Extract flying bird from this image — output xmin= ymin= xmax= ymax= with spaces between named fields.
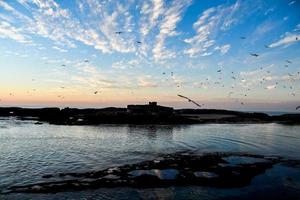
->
xmin=136 ymin=41 xmax=142 ymax=44
xmin=84 ymin=59 xmax=89 ymax=63
xmin=296 ymin=106 xmax=300 ymax=110
xmin=240 ymin=36 xmax=246 ymax=39
xmin=177 ymin=94 xmax=201 ymax=108
xmin=250 ymin=53 xmax=259 ymax=57
xmin=286 ymin=60 xmax=292 ymax=63
xmin=94 ymin=91 xmax=99 ymax=95
xmin=115 ymin=31 xmax=123 ymax=34
xmin=61 ymin=64 xmax=66 ymax=67
xmin=217 ymin=69 xmax=222 ymax=72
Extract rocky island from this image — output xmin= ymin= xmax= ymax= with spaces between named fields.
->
xmin=0 ymin=102 xmax=299 ymax=125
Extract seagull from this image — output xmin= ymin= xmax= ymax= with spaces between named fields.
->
xmin=250 ymin=53 xmax=259 ymax=57
xmin=296 ymin=106 xmax=300 ymax=110
xmin=162 ymin=72 xmax=166 ymax=75
xmin=61 ymin=64 xmax=66 ymax=67
xmin=115 ymin=31 xmax=123 ymax=34
xmin=240 ymin=36 xmax=246 ymax=39
xmin=136 ymin=41 xmax=142 ymax=44
xmin=177 ymin=94 xmax=201 ymax=108
xmin=217 ymin=69 xmax=222 ymax=73
xmin=264 ymin=45 xmax=270 ymax=48
xmin=84 ymin=59 xmax=89 ymax=63
xmin=286 ymin=60 xmax=292 ymax=63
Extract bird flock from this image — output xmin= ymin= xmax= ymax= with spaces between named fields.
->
xmin=2 ymin=31 xmax=299 ymax=111
xmin=176 ymin=35 xmax=299 ymax=110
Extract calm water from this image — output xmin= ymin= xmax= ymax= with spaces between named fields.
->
xmin=0 ymin=117 xmax=300 ymax=199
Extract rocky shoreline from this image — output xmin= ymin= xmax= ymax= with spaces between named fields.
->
xmin=0 ymin=107 xmax=299 ymax=125
xmin=1 ymin=151 xmax=299 ymax=194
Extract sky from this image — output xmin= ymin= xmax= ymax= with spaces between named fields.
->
xmin=0 ymin=0 xmax=299 ymax=111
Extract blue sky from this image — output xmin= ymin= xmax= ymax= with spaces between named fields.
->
xmin=0 ymin=0 xmax=299 ymax=111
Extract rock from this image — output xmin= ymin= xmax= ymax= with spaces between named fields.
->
xmin=223 ymin=156 xmax=269 ymax=166
xmin=129 ymin=169 xmax=179 ymax=180
xmin=193 ymin=171 xmax=218 ymax=179
xmin=3 ymin=152 xmax=291 ymax=194
xmin=102 ymin=174 xmax=120 ymax=179
xmin=107 ymin=167 xmax=119 ymax=173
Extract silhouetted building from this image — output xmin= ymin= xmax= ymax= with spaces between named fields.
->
xmin=127 ymin=102 xmax=173 ymax=115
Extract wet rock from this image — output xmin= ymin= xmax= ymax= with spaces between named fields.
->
xmin=129 ymin=169 xmax=179 ymax=180
xmin=223 ymin=156 xmax=269 ymax=167
xmin=194 ymin=171 xmax=218 ymax=179
xmin=1 ymin=152 xmax=293 ymax=194
xmin=107 ymin=167 xmax=120 ymax=173
xmin=102 ymin=174 xmax=120 ymax=179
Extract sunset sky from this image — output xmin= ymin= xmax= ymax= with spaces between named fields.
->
xmin=0 ymin=0 xmax=299 ymax=111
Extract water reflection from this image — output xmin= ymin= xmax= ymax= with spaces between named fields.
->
xmin=0 ymin=119 xmax=300 ymax=196
xmin=127 ymin=125 xmax=175 ymax=139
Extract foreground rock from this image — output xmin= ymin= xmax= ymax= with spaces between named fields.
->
xmin=2 ymin=152 xmax=298 ymax=194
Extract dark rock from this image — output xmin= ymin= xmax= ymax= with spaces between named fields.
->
xmin=2 ymin=151 xmax=294 ymax=194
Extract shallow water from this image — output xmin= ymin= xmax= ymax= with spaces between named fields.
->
xmin=0 ymin=117 xmax=300 ymax=199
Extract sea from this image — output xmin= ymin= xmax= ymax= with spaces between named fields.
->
xmin=0 ymin=117 xmax=299 ymax=199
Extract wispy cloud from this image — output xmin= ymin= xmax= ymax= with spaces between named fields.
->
xmin=138 ymin=75 xmax=158 ymax=88
xmin=52 ymin=46 xmax=68 ymax=53
xmin=288 ymin=1 xmax=296 ymax=6
xmin=140 ymin=0 xmax=164 ymax=37
xmin=183 ymin=2 xmax=240 ymax=57
xmin=112 ymin=59 xmax=140 ymax=70
xmin=215 ymin=44 xmax=231 ymax=55
xmin=269 ymin=33 xmax=300 ymax=48
xmin=152 ymin=0 xmax=192 ymax=62
xmin=183 ymin=0 xmax=260 ymax=57
xmin=0 ymin=21 xmax=31 ymax=43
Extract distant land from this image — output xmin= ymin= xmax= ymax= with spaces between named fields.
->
xmin=0 ymin=102 xmax=299 ymax=125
